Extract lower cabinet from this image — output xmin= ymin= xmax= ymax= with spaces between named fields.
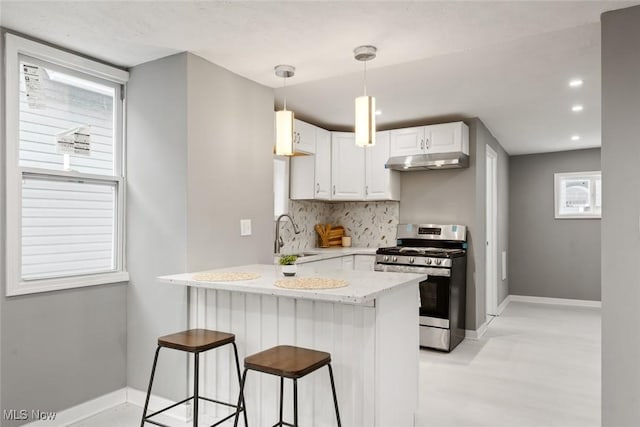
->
xmin=301 ymin=254 xmax=375 ymax=272
xmin=354 ymin=255 xmax=376 ymax=271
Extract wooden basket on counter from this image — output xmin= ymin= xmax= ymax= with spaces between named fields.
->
xmin=315 ymin=224 xmax=345 ymax=248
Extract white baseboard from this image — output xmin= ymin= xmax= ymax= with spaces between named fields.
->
xmin=497 ymin=295 xmax=512 ymax=315
xmin=509 ymin=295 xmax=601 ymax=308
xmin=465 ymin=320 xmax=488 ymax=340
xmin=126 ymin=387 xmax=190 ymax=423
xmin=21 ymin=387 xmax=190 ymax=426
xmin=23 ymin=388 xmax=127 ymax=426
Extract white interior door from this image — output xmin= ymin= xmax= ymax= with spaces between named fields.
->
xmin=486 ymin=145 xmax=499 ymax=318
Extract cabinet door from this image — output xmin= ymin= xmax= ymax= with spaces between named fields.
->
xmin=425 ymin=122 xmax=469 ymax=154
xmin=294 ymin=119 xmax=316 ymax=154
xmin=341 ymin=255 xmax=354 ymax=270
xmin=289 ymin=155 xmax=315 ymax=200
xmin=389 ymin=126 xmax=425 ymax=157
xmin=365 ymin=131 xmax=400 ymax=200
xmin=331 ymin=132 xmax=365 ymax=200
xmin=315 ymin=128 xmax=332 ymax=200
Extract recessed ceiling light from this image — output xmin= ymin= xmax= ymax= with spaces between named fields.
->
xmin=572 ymin=105 xmax=584 ymax=112
xmin=569 ymin=79 xmax=583 ymax=87
xmin=571 ymin=135 xmax=581 ymax=141
xmin=375 ymin=110 xmax=382 ymax=116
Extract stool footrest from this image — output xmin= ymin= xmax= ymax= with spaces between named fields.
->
xmin=142 ymin=395 xmax=245 ymax=427
xmin=144 ymin=396 xmax=192 ymax=419
xmin=271 ymin=422 xmax=295 ymax=427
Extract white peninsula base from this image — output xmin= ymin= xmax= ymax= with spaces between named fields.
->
xmin=163 ymin=265 xmax=421 ymax=427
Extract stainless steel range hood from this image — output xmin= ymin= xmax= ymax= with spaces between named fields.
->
xmin=385 ymin=152 xmax=469 ymax=171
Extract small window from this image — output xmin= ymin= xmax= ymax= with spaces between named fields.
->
xmin=554 ymin=171 xmax=601 ymax=219
xmin=5 ymin=34 xmax=129 ymax=295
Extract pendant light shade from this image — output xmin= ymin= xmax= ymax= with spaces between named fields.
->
xmin=275 ymin=109 xmax=295 ymax=156
xmin=274 ymin=65 xmax=296 ymax=156
xmin=354 ymin=45 xmax=377 ymax=147
xmin=355 ymin=95 xmax=375 ymax=147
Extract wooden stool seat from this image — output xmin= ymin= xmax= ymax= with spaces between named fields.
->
xmin=142 ymin=329 xmax=247 ymax=427
xmin=234 ymin=345 xmax=341 ymax=427
xmin=158 ymin=328 xmax=235 ymax=353
xmin=245 ymin=345 xmax=331 ymax=379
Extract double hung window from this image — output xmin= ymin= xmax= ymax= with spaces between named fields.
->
xmin=5 ymin=34 xmax=129 ymax=295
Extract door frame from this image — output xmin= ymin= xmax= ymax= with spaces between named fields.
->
xmin=485 ymin=145 xmax=499 ymax=318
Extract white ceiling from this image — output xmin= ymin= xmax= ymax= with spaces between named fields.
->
xmin=2 ymin=0 xmax=638 ymax=154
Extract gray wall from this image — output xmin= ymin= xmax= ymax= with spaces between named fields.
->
xmin=509 ymin=149 xmax=601 ymax=301
xmin=400 ymin=118 xmax=509 ymax=330
xmin=185 ymin=53 xmax=274 ymax=271
xmin=126 ymin=52 xmax=274 ymax=400
xmin=126 ymin=53 xmax=189 ymax=399
xmin=601 ymin=6 xmax=640 ymax=426
xmin=0 ymin=29 xmax=128 ymax=426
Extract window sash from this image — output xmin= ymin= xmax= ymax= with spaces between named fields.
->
xmin=5 ymin=33 xmax=129 ymax=296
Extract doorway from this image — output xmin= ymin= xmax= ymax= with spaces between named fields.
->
xmin=485 ymin=145 xmax=498 ymax=319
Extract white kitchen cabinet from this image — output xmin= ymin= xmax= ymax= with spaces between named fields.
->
xmin=290 ymin=123 xmax=331 ymax=200
xmin=424 ymin=121 xmax=469 ymax=155
xmin=341 ymin=255 xmax=354 ymax=270
xmin=365 ymin=131 xmax=400 ymax=200
xmin=294 ymin=119 xmax=316 ymax=154
xmin=331 ymin=132 xmax=365 ymax=200
xmin=389 ymin=126 xmax=425 ymax=157
xmin=389 ymin=122 xmax=469 ymax=157
xmin=315 ymin=127 xmax=331 ymax=199
xmin=354 ymin=255 xmax=376 ymax=271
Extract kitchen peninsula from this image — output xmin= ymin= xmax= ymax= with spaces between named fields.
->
xmin=159 ymin=263 xmax=424 ymax=427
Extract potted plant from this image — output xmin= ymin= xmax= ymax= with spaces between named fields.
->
xmin=279 ymin=255 xmax=298 ymax=277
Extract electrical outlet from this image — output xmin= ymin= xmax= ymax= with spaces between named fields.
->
xmin=240 ymin=219 xmax=252 ymax=236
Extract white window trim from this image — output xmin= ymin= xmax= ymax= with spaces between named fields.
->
xmin=4 ymin=33 xmax=130 ymax=296
xmin=554 ymin=170 xmax=602 ymax=219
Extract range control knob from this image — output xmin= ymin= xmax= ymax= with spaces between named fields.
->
xmin=409 ymin=257 xmax=415 ymax=264
xmin=392 ymin=256 xmax=398 ymax=262
xmin=426 ymin=259 xmax=432 ymax=265
xmin=384 ymin=256 xmax=389 ymax=262
xmin=435 ymin=259 xmax=442 ymax=266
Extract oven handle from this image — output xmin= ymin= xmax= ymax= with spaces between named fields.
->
xmin=374 ymin=264 xmax=451 ymax=277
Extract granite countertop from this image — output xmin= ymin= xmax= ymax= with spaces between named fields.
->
xmin=278 ymin=247 xmax=378 ymax=264
xmin=158 ymin=263 xmax=425 ymax=306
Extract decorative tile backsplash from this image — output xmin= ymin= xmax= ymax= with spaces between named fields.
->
xmin=278 ymin=200 xmax=399 ymax=254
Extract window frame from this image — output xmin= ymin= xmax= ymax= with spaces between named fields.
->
xmin=554 ymin=170 xmax=602 ymax=219
xmin=5 ymin=33 xmax=130 ymax=296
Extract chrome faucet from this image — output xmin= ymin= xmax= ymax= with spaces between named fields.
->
xmin=274 ymin=214 xmax=301 ymax=254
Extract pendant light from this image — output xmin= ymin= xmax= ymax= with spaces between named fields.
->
xmin=354 ymin=45 xmax=377 ymax=147
xmin=275 ymin=64 xmax=295 ymax=156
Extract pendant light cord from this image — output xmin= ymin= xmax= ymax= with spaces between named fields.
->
xmin=283 ymin=75 xmax=287 ymax=111
xmin=363 ymin=60 xmax=367 ymax=96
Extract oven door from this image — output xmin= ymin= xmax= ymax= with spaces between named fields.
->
xmin=419 ymin=275 xmax=451 ymax=329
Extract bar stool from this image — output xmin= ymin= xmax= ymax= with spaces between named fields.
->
xmin=233 ymin=345 xmax=341 ymax=427
xmin=141 ymin=329 xmax=248 ymax=427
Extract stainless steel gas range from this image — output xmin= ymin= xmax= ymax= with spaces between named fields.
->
xmin=374 ymin=224 xmax=467 ymax=352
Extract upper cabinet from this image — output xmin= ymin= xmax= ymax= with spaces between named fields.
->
xmin=425 ymin=122 xmax=469 ymax=154
xmin=290 ymin=122 xmax=330 ymax=200
xmin=294 ymin=119 xmax=316 ymax=154
xmin=389 ymin=126 xmax=425 ymax=157
xmin=331 ymin=132 xmax=365 ymax=200
xmin=366 ymin=131 xmax=400 ymax=200
xmin=389 ymin=121 xmax=469 ymax=157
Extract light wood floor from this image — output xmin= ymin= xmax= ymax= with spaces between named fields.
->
xmin=71 ymin=301 xmax=601 ymax=427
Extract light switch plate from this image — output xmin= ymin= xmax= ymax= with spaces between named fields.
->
xmin=240 ymin=219 xmax=252 ymax=236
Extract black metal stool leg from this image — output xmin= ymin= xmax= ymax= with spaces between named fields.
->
xmin=193 ymin=352 xmax=199 ymax=427
xmin=327 ymin=364 xmax=342 ymax=427
xmin=232 ymin=343 xmax=248 ymax=427
xmin=279 ymin=377 xmax=284 ymax=426
xmin=234 ymin=369 xmax=248 ymax=427
xmin=141 ymin=346 xmax=162 ymax=427
xmin=293 ymin=379 xmax=298 ymax=427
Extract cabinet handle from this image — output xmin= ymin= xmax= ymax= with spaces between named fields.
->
xmin=365 ymin=185 xmax=369 ymax=196
xmin=333 ymin=185 xmax=336 ymax=195
xmin=295 ymin=132 xmax=300 ymax=144
xmin=420 ymin=139 xmax=424 ymax=150
xmin=426 ymin=137 xmax=430 ymax=149
xmin=316 ymin=183 xmax=320 ymax=193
